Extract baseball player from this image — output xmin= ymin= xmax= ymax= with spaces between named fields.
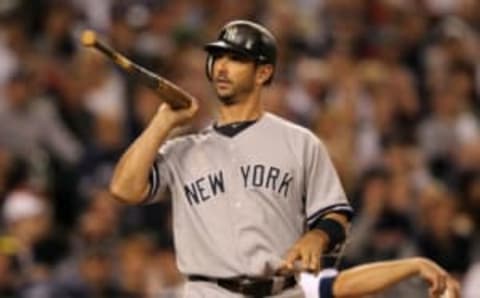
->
xmin=110 ymin=20 xmax=353 ymax=297
xmin=300 ymin=257 xmax=460 ymax=298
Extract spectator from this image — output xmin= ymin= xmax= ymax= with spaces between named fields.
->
xmin=417 ymin=191 xmax=471 ymax=276
xmin=0 ymin=190 xmax=67 ymax=289
xmin=0 ymin=1 xmax=477 ymax=295
xmin=0 ymin=253 xmax=16 ymax=297
xmin=59 ymin=246 xmax=122 ymax=298
xmin=0 ymin=70 xmax=83 ymax=195
xmin=116 ymin=234 xmax=156 ymax=297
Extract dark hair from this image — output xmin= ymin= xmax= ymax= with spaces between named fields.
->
xmin=4 ymin=157 xmax=29 ymax=192
xmin=374 ymin=210 xmax=413 ymax=235
xmin=448 ymin=61 xmax=475 ymax=78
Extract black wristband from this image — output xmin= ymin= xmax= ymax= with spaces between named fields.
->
xmin=320 ymin=275 xmax=337 ymax=298
xmin=311 ymin=218 xmax=346 ymax=252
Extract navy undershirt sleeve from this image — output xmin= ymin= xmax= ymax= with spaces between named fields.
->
xmin=319 ymin=275 xmax=337 ymax=298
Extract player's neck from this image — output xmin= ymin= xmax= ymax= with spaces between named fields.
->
xmin=217 ymin=91 xmax=264 ymax=125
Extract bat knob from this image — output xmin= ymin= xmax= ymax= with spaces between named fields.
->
xmin=81 ymin=30 xmax=97 ymax=47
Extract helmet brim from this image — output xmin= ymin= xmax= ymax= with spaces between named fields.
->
xmin=204 ymin=41 xmax=255 ymax=59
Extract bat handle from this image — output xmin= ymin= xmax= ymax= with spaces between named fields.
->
xmin=129 ymin=64 xmax=192 ymax=110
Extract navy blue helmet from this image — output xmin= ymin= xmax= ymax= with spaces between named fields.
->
xmin=204 ymin=20 xmax=277 ymax=84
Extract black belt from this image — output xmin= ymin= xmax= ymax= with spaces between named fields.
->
xmin=188 ymin=274 xmax=296 ymax=297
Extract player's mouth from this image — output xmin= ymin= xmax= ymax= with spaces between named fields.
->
xmin=215 ymin=78 xmax=233 ymax=89
xmin=216 ymin=79 xmax=231 ymax=84
xmin=215 ymin=75 xmax=232 ymax=83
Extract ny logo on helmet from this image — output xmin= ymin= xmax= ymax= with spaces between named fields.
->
xmin=224 ymin=26 xmax=239 ymax=43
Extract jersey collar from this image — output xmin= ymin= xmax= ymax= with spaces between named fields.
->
xmin=213 ymin=120 xmax=257 ymax=137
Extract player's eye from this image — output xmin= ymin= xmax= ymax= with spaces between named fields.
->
xmin=211 ymin=52 xmax=226 ymax=60
xmin=229 ymin=53 xmax=250 ymax=62
xmin=211 ymin=51 xmax=251 ymax=63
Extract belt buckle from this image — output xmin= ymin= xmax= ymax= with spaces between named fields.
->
xmin=238 ymin=278 xmax=253 ymax=293
xmin=271 ymin=276 xmax=286 ymax=295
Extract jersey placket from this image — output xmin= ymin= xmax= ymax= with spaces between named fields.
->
xmin=227 ymin=132 xmax=271 ymax=275
xmin=224 ymin=137 xmax=250 ymax=274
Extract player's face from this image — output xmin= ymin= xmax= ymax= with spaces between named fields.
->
xmin=211 ymin=51 xmax=256 ymax=105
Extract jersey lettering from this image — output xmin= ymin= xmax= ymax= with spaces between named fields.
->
xmin=240 ymin=164 xmax=293 ymax=198
xmin=240 ymin=165 xmax=250 ymax=187
xmin=252 ymin=164 xmax=265 ymax=186
xmin=196 ymin=177 xmax=210 ymax=202
xmin=278 ymin=172 xmax=293 ymax=197
xmin=184 ymin=171 xmax=225 ymax=205
xmin=265 ymin=166 xmax=280 ymax=190
xmin=208 ymin=171 xmax=225 ymax=196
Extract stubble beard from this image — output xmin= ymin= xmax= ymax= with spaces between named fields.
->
xmin=216 ymin=89 xmax=236 ymax=105
xmin=215 ymin=78 xmax=255 ymax=106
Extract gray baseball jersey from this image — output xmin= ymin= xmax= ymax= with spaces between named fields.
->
xmin=145 ymin=112 xmax=352 ymax=277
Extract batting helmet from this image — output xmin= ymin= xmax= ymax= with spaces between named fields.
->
xmin=204 ymin=20 xmax=277 ymax=84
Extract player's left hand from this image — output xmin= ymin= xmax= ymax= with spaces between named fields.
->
xmin=278 ymin=230 xmax=329 ymax=274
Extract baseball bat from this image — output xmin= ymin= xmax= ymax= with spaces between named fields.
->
xmin=81 ymin=30 xmax=192 ymax=110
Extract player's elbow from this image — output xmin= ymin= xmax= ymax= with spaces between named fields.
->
xmin=109 ymin=180 xmax=146 ymax=205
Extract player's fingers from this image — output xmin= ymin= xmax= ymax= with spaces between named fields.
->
xmin=180 ymin=98 xmax=199 ymax=117
xmin=430 ymin=273 xmax=446 ymax=297
xmin=300 ymin=249 xmax=310 ymax=271
xmin=428 ymin=274 xmax=441 ymax=297
xmin=277 ymin=260 xmax=291 ymax=274
xmin=158 ymin=102 xmax=171 ymax=113
xmin=281 ymin=248 xmax=301 ymax=272
xmin=446 ymin=278 xmax=461 ymax=298
xmin=309 ymin=251 xmax=321 ymax=273
xmin=436 ymin=273 xmax=447 ymax=296
xmin=429 ymin=288 xmax=442 ymax=298
xmin=453 ymin=281 xmax=461 ymax=298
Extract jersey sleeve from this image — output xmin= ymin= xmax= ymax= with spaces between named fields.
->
xmin=141 ymin=141 xmax=176 ymax=204
xmin=304 ymin=135 xmax=353 ymax=227
xmin=299 ymin=269 xmax=339 ymax=298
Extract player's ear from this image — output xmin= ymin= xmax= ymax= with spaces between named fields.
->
xmin=255 ymin=64 xmax=273 ymax=86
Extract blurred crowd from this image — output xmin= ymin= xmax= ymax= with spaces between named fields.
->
xmin=0 ymin=0 xmax=479 ymax=297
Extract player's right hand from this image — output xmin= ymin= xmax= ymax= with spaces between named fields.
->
xmin=154 ymin=99 xmax=199 ymax=129
xmin=278 ymin=230 xmax=329 ymax=274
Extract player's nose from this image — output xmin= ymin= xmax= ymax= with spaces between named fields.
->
xmin=215 ymin=56 xmax=229 ymax=69
xmin=214 ymin=57 xmax=229 ymax=77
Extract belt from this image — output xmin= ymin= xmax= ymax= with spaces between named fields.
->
xmin=188 ymin=274 xmax=296 ymax=297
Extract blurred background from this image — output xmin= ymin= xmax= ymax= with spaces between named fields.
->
xmin=0 ymin=0 xmax=479 ymax=297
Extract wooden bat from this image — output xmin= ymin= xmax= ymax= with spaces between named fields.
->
xmin=81 ymin=30 xmax=192 ymax=110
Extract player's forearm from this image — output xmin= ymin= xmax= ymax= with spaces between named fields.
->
xmin=333 ymin=258 xmax=421 ymax=297
xmin=110 ymin=115 xmax=172 ymax=204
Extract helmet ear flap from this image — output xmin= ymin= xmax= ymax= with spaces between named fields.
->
xmin=206 ymin=54 xmax=214 ymax=81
